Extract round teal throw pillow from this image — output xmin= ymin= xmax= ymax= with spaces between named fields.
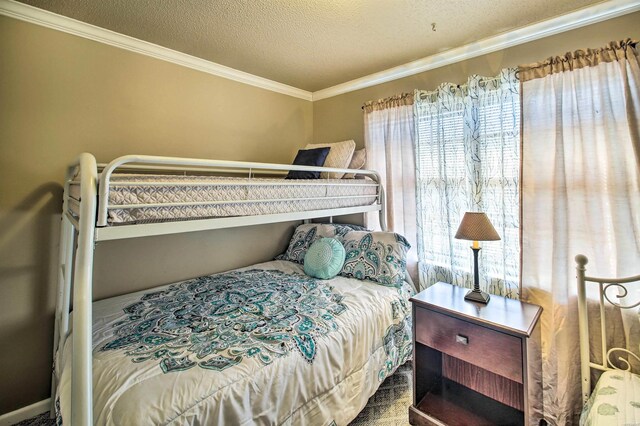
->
xmin=304 ymin=238 xmax=346 ymax=280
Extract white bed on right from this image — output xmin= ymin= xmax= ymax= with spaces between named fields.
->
xmin=575 ymin=254 xmax=640 ymax=425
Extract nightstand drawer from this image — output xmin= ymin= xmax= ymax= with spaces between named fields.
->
xmin=415 ymin=306 xmax=523 ymax=383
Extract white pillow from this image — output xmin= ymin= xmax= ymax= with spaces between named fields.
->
xmin=305 ymin=140 xmax=356 ymax=179
xmin=343 ymin=148 xmax=366 ymax=179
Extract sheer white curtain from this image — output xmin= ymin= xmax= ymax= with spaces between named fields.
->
xmin=414 ymin=69 xmax=521 ymax=297
xmin=363 ymin=94 xmax=418 ymax=283
xmin=521 ymin=40 xmax=640 ymax=424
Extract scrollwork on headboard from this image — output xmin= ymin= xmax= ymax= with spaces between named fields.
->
xmin=600 ymin=279 xmax=640 ymax=373
xmin=603 ymin=282 xmax=640 ymax=309
xmin=576 ymin=253 xmax=640 ymax=403
xmin=607 ymin=347 xmax=640 ymax=372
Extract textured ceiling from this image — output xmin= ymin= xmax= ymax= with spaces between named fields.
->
xmin=18 ymin=0 xmax=603 ymax=91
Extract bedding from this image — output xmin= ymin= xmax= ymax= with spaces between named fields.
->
xmin=303 ymin=238 xmax=346 ymax=279
xmin=305 ymin=140 xmax=356 ymax=179
xmin=580 ymin=370 xmax=640 ymax=425
xmin=277 ymin=223 xmax=369 ymax=265
xmin=69 ymin=175 xmax=378 ymax=225
xmin=343 ymin=149 xmax=366 ymax=179
xmin=340 ymin=231 xmax=410 ymax=288
xmin=55 ymin=260 xmax=413 ymax=425
xmin=286 ymin=147 xmax=330 ymax=179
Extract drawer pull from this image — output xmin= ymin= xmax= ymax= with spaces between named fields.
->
xmin=455 ymin=334 xmax=469 ymax=345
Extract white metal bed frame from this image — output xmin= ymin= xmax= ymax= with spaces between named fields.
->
xmin=52 ymin=152 xmax=387 ymax=426
xmin=575 ymin=254 xmax=640 ymax=404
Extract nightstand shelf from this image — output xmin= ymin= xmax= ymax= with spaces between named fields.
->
xmin=415 ymin=375 xmax=523 ymax=426
xmin=409 ymin=282 xmax=542 ymax=426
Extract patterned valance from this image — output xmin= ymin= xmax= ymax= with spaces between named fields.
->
xmin=362 ymin=92 xmax=414 ymax=113
xmin=519 ymin=39 xmax=638 ymax=82
xmin=415 ymin=69 xmax=518 ymax=102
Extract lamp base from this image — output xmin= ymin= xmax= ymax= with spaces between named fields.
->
xmin=464 ymin=289 xmax=490 ymax=304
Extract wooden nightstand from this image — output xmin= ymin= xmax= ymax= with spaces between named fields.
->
xmin=409 ymin=282 xmax=542 ymax=426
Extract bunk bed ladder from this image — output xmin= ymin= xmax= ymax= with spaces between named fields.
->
xmin=52 ymin=153 xmax=98 ymax=426
xmin=50 ymin=179 xmax=75 ymax=416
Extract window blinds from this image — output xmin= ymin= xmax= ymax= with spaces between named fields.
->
xmin=414 ymin=69 xmax=521 ymax=298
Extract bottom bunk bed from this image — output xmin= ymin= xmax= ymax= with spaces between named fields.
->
xmin=55 ymin=258 xmax=413 ymax=425
xmin=576 ymin=255 xmax=640 ymax=426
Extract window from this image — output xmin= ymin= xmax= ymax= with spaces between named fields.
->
xmin=414 ymin=70 xmax=520 ymax=298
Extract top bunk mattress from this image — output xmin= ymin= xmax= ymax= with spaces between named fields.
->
xmin=69 ymin=174 xmax=379 ymax=225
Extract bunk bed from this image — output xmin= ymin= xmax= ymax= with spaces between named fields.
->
xmin=52 ymin=153 xmax=413 ymax=425
xmin=576 ymin=255 xmax=640 ymax=425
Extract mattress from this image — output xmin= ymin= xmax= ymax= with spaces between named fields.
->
xmin=580 ymin=370 xmax=640 ymax=425
xmin=69 ymin=174 xmax=379 ymax=225
xmin=55 ymin=260 xmax=413 ymax=425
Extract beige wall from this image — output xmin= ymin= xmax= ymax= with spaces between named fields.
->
xmin=0 ymin=16 xmax=312 ymax=414
xmin=313 ymin=12 xmax=640 ymax=148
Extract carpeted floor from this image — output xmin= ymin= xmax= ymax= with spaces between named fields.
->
xmin=349 ymin=362 xmax=412 ymax=426
xmin=13 ymin=412 xmax=54 ymax=426
xmin=15 ymin=363 xmax=412 ymax=426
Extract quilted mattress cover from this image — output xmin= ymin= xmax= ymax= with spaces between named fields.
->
xmin=580 ymin=370 xmax=640 ymax=425
xmin=55 ymin=260 xmax=413 ymax=425
xmin=69 ymin=174 xmax=378 ymax=225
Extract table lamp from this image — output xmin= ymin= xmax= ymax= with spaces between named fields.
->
xmin=454 ymin=212 xmax=501 ymax=304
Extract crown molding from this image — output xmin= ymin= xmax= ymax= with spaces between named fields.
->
xmin=312 ymin=0 xmax=640 ymax=101
xmin=0 ymin=0 xmax=313 ymax=101
xmin=2 ymin=0 xmax=638 ymax=102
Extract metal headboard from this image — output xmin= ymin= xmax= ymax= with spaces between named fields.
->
xmin=576 ymin=254 xmax=640 ymax=404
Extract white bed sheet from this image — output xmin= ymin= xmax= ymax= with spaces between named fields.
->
xmin=69 ymin=175 xmax=378 ymax=225
xmin=580 ymin=370 xmax=640 ymax=425
xmin=55 ymin=260 xmax=412 ymax=425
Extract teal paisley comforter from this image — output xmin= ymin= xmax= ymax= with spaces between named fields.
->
xmin=55 ymin=260 xmax=413 ymax=425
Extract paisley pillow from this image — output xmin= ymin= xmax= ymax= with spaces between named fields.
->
xmin=323 ymin=223 xmax=370 ymax=240
xmin=339 ymin=231 xmax=410 ymax=287
xmin=276 ymin=224 xmax=321 ymax=264
xmin=276 ymin=223 xmax=369 ymax=264
xmin=304 ymin=238 xmax=346 ymax=279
